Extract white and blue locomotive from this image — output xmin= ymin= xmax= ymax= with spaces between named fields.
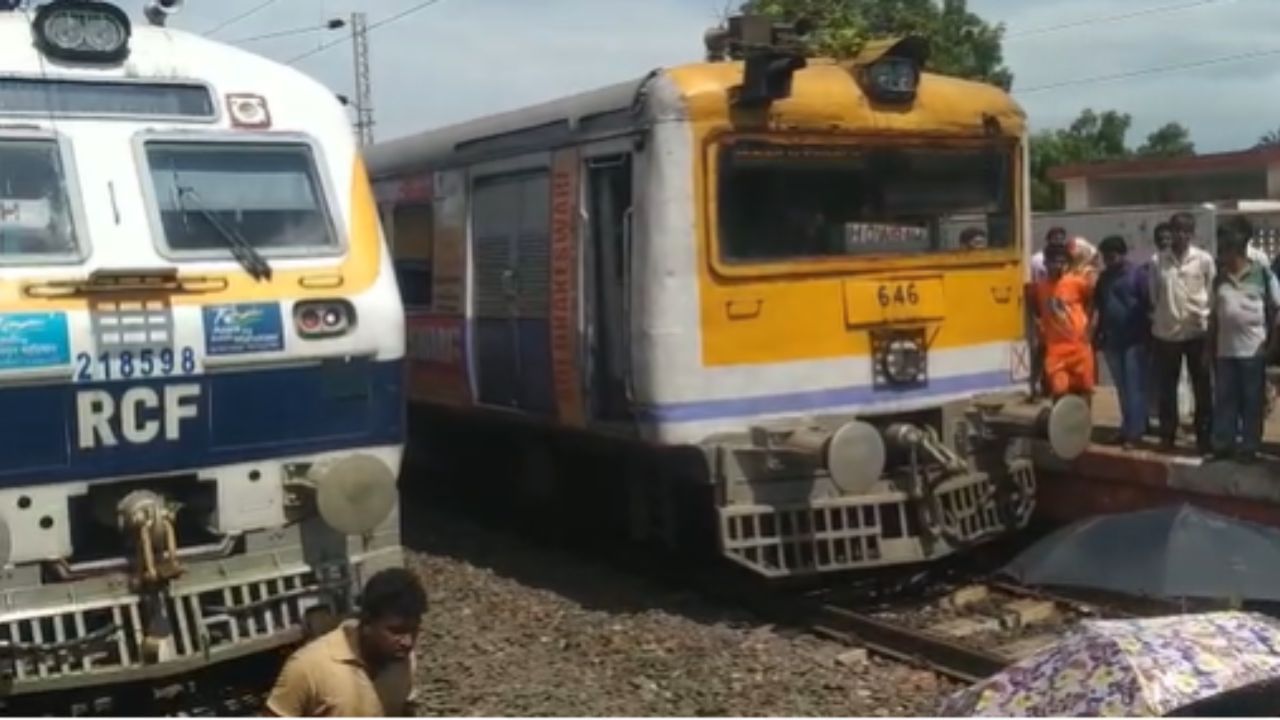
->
xmin=0 ymin=0 xmax=404 ymax=698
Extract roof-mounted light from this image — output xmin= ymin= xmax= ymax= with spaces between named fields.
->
xmin=855 ymin=36 xmax=928 ymax=105
xmin=864 ymin=57 xmax=918 ymax=102
xmin=33 ymin=1 xmax=131 ymax=64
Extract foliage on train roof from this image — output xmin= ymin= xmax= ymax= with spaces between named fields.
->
xmin=662 ymin=54 xmax=1025 ymax=135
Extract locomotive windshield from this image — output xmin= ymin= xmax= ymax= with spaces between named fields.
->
xmin=144 ymin=141 xmax=338 ymax=255
xmin=0 ymin=138 xmax=80 ymax=261
xmin=717 ymin=141 xmax=1016 ymax=263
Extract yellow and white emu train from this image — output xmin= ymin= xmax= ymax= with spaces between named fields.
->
xmin=0 ymin=0 xmax=404 ymax=699
xmin=371 ymin=21 xmax=1088 ymax=578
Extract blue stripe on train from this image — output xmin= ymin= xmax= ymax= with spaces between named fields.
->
xmin=635 ymin=369 xmax=1015 ymax=423
xmin=0 ymin=358 xmax=404 ymax=488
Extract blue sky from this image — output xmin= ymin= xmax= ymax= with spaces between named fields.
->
xmin=108 ymin=0 xmax=1275 ymax=152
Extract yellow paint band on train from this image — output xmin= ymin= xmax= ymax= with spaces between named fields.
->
xmin=0 ymin=156 xmax=383 ymax=313
xmin=698 ymin=265 xmax=1025 ymax=366
xmin=668 ymin=61 xmax=1028 ymax=368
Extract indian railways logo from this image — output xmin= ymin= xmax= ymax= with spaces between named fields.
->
xmin=75 ymin=384 xmax=201 ymax=450
xmin=203 ymin=303 xmax=284 ymax=356
xmin=211 ymin=306 xmax=265 ymax=329
xmin=0 ymin=317 xmax=43 ymax=336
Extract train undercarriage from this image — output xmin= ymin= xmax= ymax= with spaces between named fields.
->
xmin=402 ymin=392 xmax=1089 ymax=580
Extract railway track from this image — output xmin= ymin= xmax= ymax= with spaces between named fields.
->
xmin=405 ymin=460 xmax=1185 ymax=691
xmin=805 ymin=581 xmax=1176 ymax=684
xmin=689 ymin=559 xmax=1189 ymax=687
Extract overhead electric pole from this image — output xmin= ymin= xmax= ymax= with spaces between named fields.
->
xmin=350 ymin=11 xmax=374 ymax=146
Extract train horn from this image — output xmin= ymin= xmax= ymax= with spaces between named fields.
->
xmin=144 ymin=0 xmax=182 ymax=27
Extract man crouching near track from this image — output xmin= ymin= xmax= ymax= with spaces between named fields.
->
xmin=265 ymin=568 xmax=427 ymax=716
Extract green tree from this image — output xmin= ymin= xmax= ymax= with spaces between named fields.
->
xmin=1137 ymin=122 xmax=1195 ymax=158
xmin=1030 ymin=109 xmax=1132 ymax=211
xmin=741 ymin=0 xmax=1013 ymax=88
xmin=1029 ymin=111 xmax=1197 ymax=211
xmin=1257 ymin=128 xmax=1280 ymax=148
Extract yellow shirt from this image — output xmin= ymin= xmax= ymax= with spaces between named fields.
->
xmin=265 ymin=620 xmax=417 ymax=717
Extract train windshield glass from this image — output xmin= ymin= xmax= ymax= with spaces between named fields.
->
xmin=717 ymin=142 xmax=1015 ymax=262
xmin=145 ymin=141 xmax=337 ymax=254
xmin=0 ymin=139 xmax=80 ymax=261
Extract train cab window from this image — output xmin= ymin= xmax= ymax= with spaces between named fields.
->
xmin=717 ymin=142 xmax=1015 ymax=263
xmin=143 ymin=141 xmax=338 ymax=255
xmin=0 ymin=138 xmax=81 ymax=261
xmin=391 ymin=202 xmax=434 ymax=308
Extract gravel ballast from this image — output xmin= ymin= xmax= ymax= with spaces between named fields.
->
xmin=404 ymin=506 xmax=957 ymax=716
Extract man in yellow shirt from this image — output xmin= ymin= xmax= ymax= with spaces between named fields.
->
xmin=265 ymin=568 xmax=426 ymax=717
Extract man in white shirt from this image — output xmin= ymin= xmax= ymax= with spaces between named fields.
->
xmin=1209 ymin=226 xmax=1279 ymax=462
xmin=1149 ymin=222 xmax=1172 ymax=267
xmin=1149 ymin=211 xmax=1216 ymax=452
xmin=1145 ymin=222 xmax=1172 ymax=430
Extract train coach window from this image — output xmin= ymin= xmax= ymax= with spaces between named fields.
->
xmin=0 ymin=138 xmax=81 ymax=261
xmin=392 ymin=202 xmax=434 ymax=307
xmin=144 ymin=141 xmax=338 ymax=255
xmin=717 ymin=142 xmax=1015 ymax=263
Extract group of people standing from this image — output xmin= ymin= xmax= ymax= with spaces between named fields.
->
xmin=1030 ymin=212 xmax=1280 ymax=461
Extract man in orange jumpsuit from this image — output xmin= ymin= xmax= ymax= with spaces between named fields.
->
xmin=1034 ymin=242 xmax=1096 ymax=399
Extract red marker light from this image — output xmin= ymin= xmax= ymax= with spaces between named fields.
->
xmin=299 ymin=308 xmax=321 ymax=331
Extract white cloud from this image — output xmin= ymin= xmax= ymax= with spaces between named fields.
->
xmin=117 ymin=0 xmax=714 ymax=142
xmin=104 ymin=0 xmax=1280 ymax=152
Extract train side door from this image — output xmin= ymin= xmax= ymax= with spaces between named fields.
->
xmin=470 ymin=171 xmax=555 ymax=413
xmin=471 ymin=175 xmax=523 ymax=409
xmin=583 ymin=153 xmax=634 ymax=422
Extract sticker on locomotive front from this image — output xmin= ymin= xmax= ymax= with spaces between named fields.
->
xmin=0 ymin=312 xmax=70 ymax=371
xmin=202 ymin=303 xmax=285 ymax=356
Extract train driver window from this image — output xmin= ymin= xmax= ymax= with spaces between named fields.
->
xmin=145 ymin=141 xmax=338 ymax=255
xmin=0 ymin=138 xmax=81 ymax=261
xmin=392 ymin=201 xmax=434 ymax=308
xmin=717 ymin=142 xmax=1016 ymax=263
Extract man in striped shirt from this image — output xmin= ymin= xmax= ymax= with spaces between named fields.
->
xmin=1149 ymin=211 xmax=1215 ymax=452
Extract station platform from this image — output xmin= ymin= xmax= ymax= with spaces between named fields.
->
xmin=1031 ymin=387 xmax=1280 ymax=528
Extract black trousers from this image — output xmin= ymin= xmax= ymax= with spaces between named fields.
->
xmin=1152 ymin=337 xmax=1213 ymax=449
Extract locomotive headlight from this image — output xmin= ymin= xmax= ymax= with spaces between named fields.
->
xmin=84 ymin=14 xmax=127 ymax=52
xmin=881 ymin=336 xmax=925 ymax=385
xmin=861 ymin=56 xmax=919 ymax=104
xmin=44 ymin=13 xmax=85 ymax=48
xmin=33 ymin=1 xmax=132 ymax=63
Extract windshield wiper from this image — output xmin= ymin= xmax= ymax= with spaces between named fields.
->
xmin=175 ymin=186 xmax=273 ymax=281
